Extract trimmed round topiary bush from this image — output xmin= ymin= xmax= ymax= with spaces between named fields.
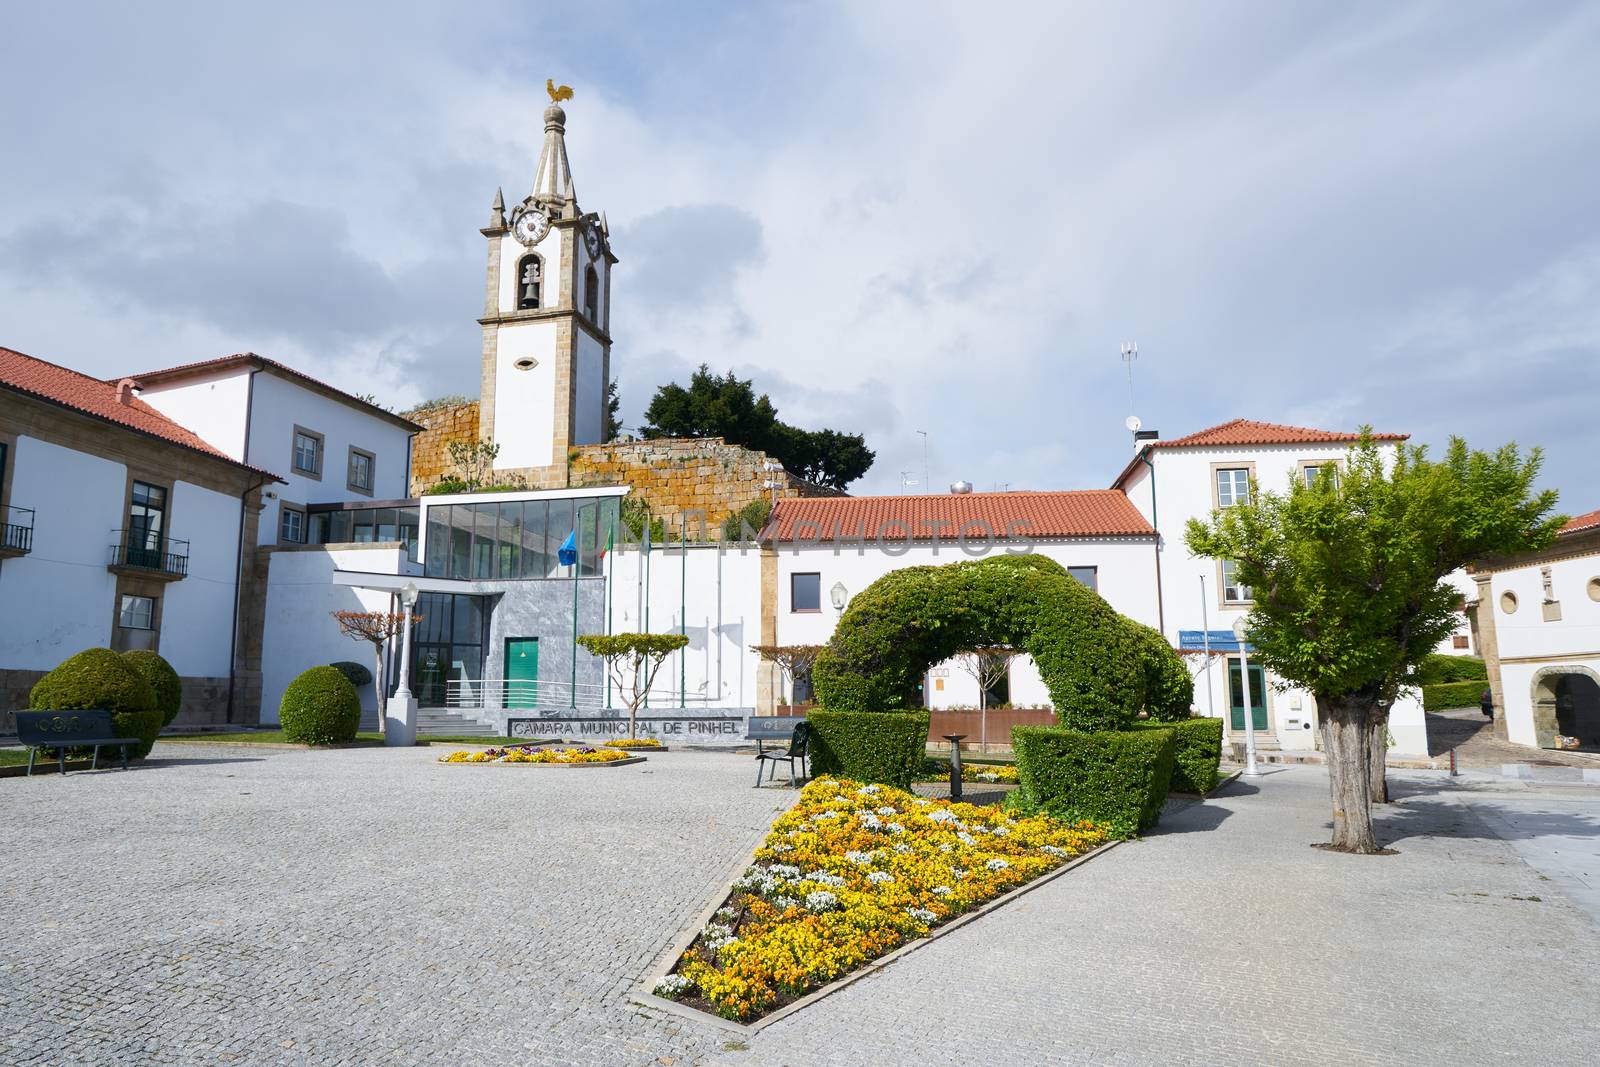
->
xmin=1128 ymin=621 xmax=1193 ymax=722
xmin=806 ymin=710 xmax=930 ymax=789
xmin=29 ymin=647 xmax=163 ymax=758
xmin=812 ymin=555 xmax=1146 ymax=732
xmin=279 ymin=666 xmax=361 ymax=746
xmin=121 ymin=649 xmax=183 ymax=727
xmin=329 ymin=660 xmax=373 ymax=688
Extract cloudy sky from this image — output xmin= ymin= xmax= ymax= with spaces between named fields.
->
xmin=3 ymin=2 xmax=1597 ymax=505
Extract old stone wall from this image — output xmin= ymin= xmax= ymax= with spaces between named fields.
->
xmin=405 ymin=400 xmax=480 ymax=493
xmin=569 ymin=437 xmax=842 ymax=538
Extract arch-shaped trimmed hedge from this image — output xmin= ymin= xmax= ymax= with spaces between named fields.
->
xmin=1128 ymin=621 xmax=1194 ymax=722
xmin=812 ymin=555 xmax=1175 ymax=732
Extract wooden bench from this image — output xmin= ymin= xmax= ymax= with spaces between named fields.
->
xmin=747 ymin=716 xmax=808 ymax=787
xmin=15 ymin=710 xmax=142 ymax=776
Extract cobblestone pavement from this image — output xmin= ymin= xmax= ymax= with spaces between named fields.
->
xmin=3 ymin=749 xmax=1599 ymax=1066
xmin=1427 ymin=708 xmax=1600 ymax=770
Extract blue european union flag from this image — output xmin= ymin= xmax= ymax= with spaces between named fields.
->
xmin=557 ymin=529 xmax=577 ymax=567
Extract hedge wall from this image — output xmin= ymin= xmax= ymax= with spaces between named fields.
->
xmin=1012 ymin=725 xmax=1177 ymax=836
xmin=806 ymin=710 xmax=931 ymax=790
xmin=279 ymin=666 xmax=362 ymax=745
xmin=1416 ymin=654 xmax=1488 ymax=686
xmin=1423 ymin=680 xmax=1486 ymax=712
xmin=1129 ymin=621 xmax=1194 ymax=722
xmin=812 ymin=555 xmax=1146 ymax=732
xmin=29 ymin=647 xmax=163 ymax=758
xmin=1128 ymin=717 xmax=1223 ymax=795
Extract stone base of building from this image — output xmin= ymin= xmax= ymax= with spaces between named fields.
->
xmin=1 ymin=668 xmax=255 ymax=734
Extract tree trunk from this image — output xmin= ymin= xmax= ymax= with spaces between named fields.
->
xmin=1316 ymin=694 xmax=1381 ymax=853
xmin=372 ymin=644 xmax=387 ymax=736
xmin=1367 ymin=710 xmax=1389 ymax=804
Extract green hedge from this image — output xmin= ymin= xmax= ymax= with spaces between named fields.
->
xmin=29 ymin=647 xmax=163 ymax=758
xmin=330 ymin=661 xmax=373 ymax=688
xmin=807 ymin=710 xmax=931 ymax=790
xmin=1423 ymin=680 xmax=1485 ymax=712
xmin=1012 ymin=725 xmax=1176 ymax=836
xmin=121 ymin=650 xmax=182 ymax=727
xmin=813 ymin=555 xmax=1147 ymax=732
xmin=279 ymin=666 xmax=361 ymax=745
xmin=1128 ymin=717 xmax=1223 ymax=795
xmin=1416 ymin=654 xmax=1487 ymax=685
xmin=1129 ymin=622 xmax=1194 ymax=721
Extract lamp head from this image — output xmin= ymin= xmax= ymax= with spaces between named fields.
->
xmin=401 ymin=580 xmax=419 ymax=607
xmin=830 ymin=581 xmax=849 ymax=610
xmin=1231 ymin=616 xmax=1249 ymax=640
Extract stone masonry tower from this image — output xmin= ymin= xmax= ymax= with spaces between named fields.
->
xmin=478 ymin=101 xmax=615 ymax=486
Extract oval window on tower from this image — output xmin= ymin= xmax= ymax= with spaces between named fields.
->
xmin=514 ymin=357 xmax=538 ymax=371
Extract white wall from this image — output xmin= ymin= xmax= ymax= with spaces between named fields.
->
xmin=1486 ymin=549 xmax=1600 ymax=747
xmin=496 ymin=229 xmax=564 ymax=316
xmin=246 ymin=371 xmax=413 ymax=544
xmin=0 ymin=436 xmax=124 ymax=669
xmin=156 ymin=479 xmax=244 ymax=677
xmin=134 ymin=367 xmax=254 ymax=460
xmin=259 ymin=545 xmax=409 ymax=722
xmin=490 ymin=323 xmax=559 ymax=470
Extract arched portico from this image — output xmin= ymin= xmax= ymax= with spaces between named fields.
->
xmin=1529 ymin=664 xmax=1600 ymax=750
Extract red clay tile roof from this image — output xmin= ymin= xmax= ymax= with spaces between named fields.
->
xmin=1111 ymin=418 xmax=1409 ymax=487
xmin=123 ymin=352 xmax=423 ymax=432
xmin=762 ymin=490 xmax=1154 ymax=543
xmin=1561 ymin=507 xmax=1600 ymax=535
xmin=0 ymin=345 xmax=280 ymax=480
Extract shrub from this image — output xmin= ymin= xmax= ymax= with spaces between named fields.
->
xmin=1415 ymin=653 xmax=1487 ymax=686
xmin=806 ymin=710 xmax=930 ymax=789
xmin=812 ymin=556 xmax=1145 ymax=732
xmin=1128 ymin=717 xmax=1223 ymax=795
xmin=279 ymin=666 xmax=361 ymax=745
xmin=329 ymin=660 xmax=373 ymax=688
xmin=1012 ymin=725 xmax=1177 ymax=836
xmin=1423 ymin=680 xmax=1485 ymax=712
xmin=1128 ymin=621 xmax=1193 ymax=721
xmin=29 ymin=647 xmax=162 ymax=758
xmin=120 ymin=649 xmax=183 ymax=727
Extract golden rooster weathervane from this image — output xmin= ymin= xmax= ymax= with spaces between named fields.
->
xmin=547 ymin=79 xmax=574 ymax=104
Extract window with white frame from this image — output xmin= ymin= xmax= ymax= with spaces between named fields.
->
xmin=1067 ymin=566 xmax=1098 ymax=593
xmin=1221 ymin=559 xmax=1252 ymax=604
xmin=292 ymin=428 xmax=323 ymax=476
xmin=347 ymin=448 xmax=375 ymax=493
xmin=119 ymin=594 xmax=156 ymax=630
xmin=1303 ymin=462 xmax=1340 ymax=490
xmin=280 ymin=505 xmax=306 ymax=544
xmin=1216 ymin=468 xmax=1250 ymax=508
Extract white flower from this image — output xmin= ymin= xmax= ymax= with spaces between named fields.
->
xmin=957 ymin=832 xmax=977 ymax=846
xmin=770 ymin=842 xmax=794 ymax=853
xmin=701 ymin=922 xmax=736 ymax=950
xmin=950 ymin=867 xmax=967 ymax=879
xmin=938 ymin=844 xmax=953 ymax=853
xmin=887 ymin=823 xmax=906 ymax=835
xmin=893 ymin=842 xmax=913 ymax=854
xmin=654 ymin=975 xmax=693 ymax=998
xmin=857 ymin=812 xmax=883 ymax=830
xmin=1040 ymin=845 xmax=1068 ymax=858
xmin=805 ymin=890 xmax=840 ymax=912
xmin=857 ymin=784 xmax=881 ymax=795
xmin=807 ymin=871 xmax=846 ymax=889
xmin=912 ymin=798 xmax=932 ymax=807
xmin=714 ymin=907 xmax=737 ymax=923
xmin=845 ymin=850 xmax=876 ymax=866
xmin=906 ymin=907 xmax=938 ymax=923
xmin=977 ymin=772 xmax=999 ymax=782
xmin=811 ymin=810 xmax=840 ymax=822
xmin=867 ymin=870 xmax=894 ymax=884
xmin=985 ymin=858 xmax=1010 ymax=871
xmin=774 ymin=895 xmax=799 ymax=910
xmin=991 ymin=826 xmax=1010 ymax=837
xmin=932 ymin=885 xmax=952 ymax=897
xmin=926 ymin=809 xmax=958 ymax=824
xmin=768 ymin=863 xmax=801 ymax=880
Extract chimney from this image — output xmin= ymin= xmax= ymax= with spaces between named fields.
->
xmin=1133 ymin=429 xmax=1160 ymax=452
xmin=116 ymin=378 xmax=138 ymax=405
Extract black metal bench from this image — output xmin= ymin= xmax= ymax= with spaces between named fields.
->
xmin=15 ymin=710 xmax=141 ymax=776
xmin=748 ymin=716 xmax=808 ymax=787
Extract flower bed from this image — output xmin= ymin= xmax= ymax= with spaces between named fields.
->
xmin=603 ymin=738 xmax=665 ymax=750
xmin=652 ymin=776 xmax=1108 ymax=1022
xmin=437 ymin=745 xmax=632 ymax=765
xmin=916 ymin=759 xmax=1021 ymax=784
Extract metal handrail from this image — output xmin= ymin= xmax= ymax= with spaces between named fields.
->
xmin=109 ymin=529 xmax=190 ymax=576
xmin=441 ymin=677 xmax=718 ymax=710
xmin=3 ymin=505 xmax=32 ymax=553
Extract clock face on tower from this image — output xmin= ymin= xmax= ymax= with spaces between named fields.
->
xmin=584 ymin=222 xmax=603 ymax=260
xmin=512 ymin=206 xmax=550 ymax=246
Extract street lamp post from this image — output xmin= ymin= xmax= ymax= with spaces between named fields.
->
xmin=1232 ymin=615 xmax=1260 ymax=777
xmin=387 ymin=581 xmax=420 ymax=747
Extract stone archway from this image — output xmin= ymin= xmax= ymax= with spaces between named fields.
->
xmin=1529 ymin=664 xmax=1600 ymax=750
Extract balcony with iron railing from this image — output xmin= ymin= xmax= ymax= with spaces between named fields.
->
xmin=0 ymin=505 xmax=33 ymax=559
xmin=108 ymin=530 xmax=190 ymax=580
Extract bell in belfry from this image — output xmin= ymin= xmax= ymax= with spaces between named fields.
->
xmin=520 ymin=259 xmax=542 ymax=307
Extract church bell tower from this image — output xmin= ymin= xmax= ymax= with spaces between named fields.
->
xmin=478 ymin=97 xmax=615 ymax=486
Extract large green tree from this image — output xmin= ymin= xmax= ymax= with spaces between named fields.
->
xmin=1186 ymin=433 xmax=1561 ymax=854
xmin=641 ymin=365 xmax=874 ymax=489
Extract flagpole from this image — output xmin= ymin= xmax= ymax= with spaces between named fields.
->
xmin=570 ymin=502 xmax=586 ymax=709
xmin=643 ymin=512 xmax=652 ymax=709
xmin=680 ymin=514 xmax=687 ymax=709
xmin=605 ymin=505 xmax=615 ymax=708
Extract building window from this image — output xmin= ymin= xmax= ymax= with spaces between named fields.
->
xmin=584 ymin=265 xmax=599 ymax=322
xmin=1302 ymin=462 xmax=1340 ymax=490
xmin=280 ymin=505 xmax=306 ymax=544
xmin=1067 ymin=566 xmax=1098 ymax=593
xmin=1452 ymin=635 xmax=1469 ymax=649
xmin=1221 ymin=560 xmax=1252 ymax=604
xmin=517 ymin=253 xmax=543 ymax=310
xmin=347 ymin=448 xmax=375 ymax=494
xmin=791 ymin=572 xmax=822 ymax=612
xmin=292 ymin=428 xmax=323 ymax=477
xmin=128 ymin=480 xmax=167 ymax=563
xmin=119 ymin=594 xmax=156 ymax=630
xmin=1216 ymin=468 xmax=1250 ymax=508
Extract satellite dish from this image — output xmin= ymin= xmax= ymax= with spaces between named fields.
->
xmin=1125 ymin=415 xmax=1143 ymax=433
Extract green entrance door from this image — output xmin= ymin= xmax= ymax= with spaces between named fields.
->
xmin=506 ymin=637 xmax=539 ymax=708
xmin=1228 ymin=658 xmax=1269 ymax=731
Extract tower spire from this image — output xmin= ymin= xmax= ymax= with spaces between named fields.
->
xmin=530 ymin=104 xmax=577 ymax=214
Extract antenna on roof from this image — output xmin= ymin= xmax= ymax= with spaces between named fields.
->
xmin=1119 ymin=342 xmax=1138 ymax=417
xmin=900 ymin=471 xmax=919 ymax=492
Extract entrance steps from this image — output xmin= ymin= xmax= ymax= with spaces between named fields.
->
xmin=357 ymin=709 xmax=499 ymax=736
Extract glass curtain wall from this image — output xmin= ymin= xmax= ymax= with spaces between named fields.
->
xmin=411 ymin=592 xmax=486 ymax=707
xmin=308 ymin=503 xmax=420 ymax=563
xmin=420 ymin=496 xmax=618 ymax=580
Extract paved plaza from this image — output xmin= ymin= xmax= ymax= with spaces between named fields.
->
xmin=2 ymin=745 xmax=1598 ymax=1066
